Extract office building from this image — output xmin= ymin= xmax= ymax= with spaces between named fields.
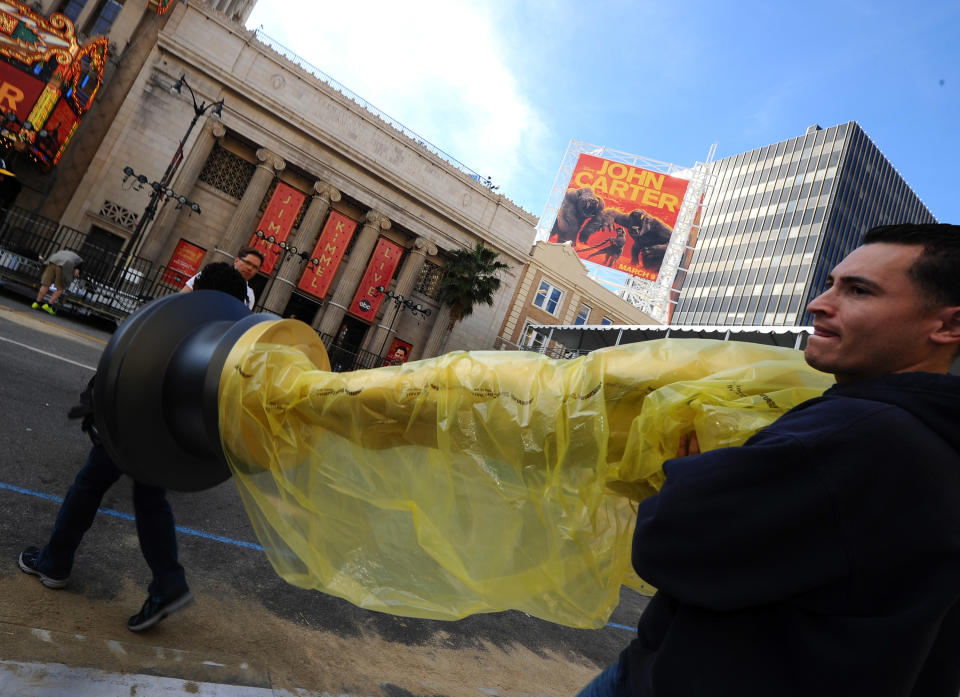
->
xmin=673 ymin=122 xmax=935 ymax=326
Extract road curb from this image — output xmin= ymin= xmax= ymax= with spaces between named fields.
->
xmin=0 ymin=621 xmax=272 ymax=691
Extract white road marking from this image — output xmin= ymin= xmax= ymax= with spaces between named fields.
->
xmin=0 ymin=335 xmax=97 ymax=371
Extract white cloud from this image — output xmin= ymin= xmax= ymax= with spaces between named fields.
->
xmin=246 ymin=0 xmax=546 ymax=207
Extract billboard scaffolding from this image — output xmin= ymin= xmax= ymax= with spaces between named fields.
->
xmin=536 ymin=141 xmax=716 ymax=323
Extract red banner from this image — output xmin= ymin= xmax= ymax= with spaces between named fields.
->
xmin=297 ymin=210 xmax=358 ymax=299
xmin=548 ymin=154 xmax=689 ymax=281
xmin=249 ymin=182 xmax=307 ymax=275
xmin=162 ymin=239 xmax=206 ymax=287
xmin=347 ymin=237 xmax=404 ymax=321
xmin=0 ymin=61 xmax=45 ymax=123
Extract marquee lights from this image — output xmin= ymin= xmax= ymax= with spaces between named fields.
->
xmin=26 ymin=83 xmax=59 ymax=127
xmin=0 ymin=0 xmax=109 ymax=169
xmin=148 ymin=0 xmax=175 ymax=16
xmin=0 ymin=1 xmax=80 ymax=66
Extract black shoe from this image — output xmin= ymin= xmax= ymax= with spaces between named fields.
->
xmin=127 ymin=590 xmax=193 ymax=632
xmin=18 ymin=546 xmax=68 ymax=589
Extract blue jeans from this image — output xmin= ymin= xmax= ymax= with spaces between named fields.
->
xmin=37 ymin=444 xmax=188 ymax=601
xmin=576 ymin=658 xmax=629 ymax=697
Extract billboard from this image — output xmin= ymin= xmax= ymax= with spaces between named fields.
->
xmin=547 ymin=154 xmax=689 ymax=281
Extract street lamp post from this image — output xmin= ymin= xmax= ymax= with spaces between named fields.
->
xmin=112 ymin=74 xmax=223 ymax=286
xmin=251 ymin=229 xmax=322 ymax=311
xmin=374 ymin=285 xmax=431 ymax=359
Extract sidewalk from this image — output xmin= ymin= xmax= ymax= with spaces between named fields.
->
xmin=0 ymin=660 xmax=287 ymax=697
xmin=0 ymin=621 xmax=299 ymax=696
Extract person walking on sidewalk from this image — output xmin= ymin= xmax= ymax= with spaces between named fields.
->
xmin=18 ymin=262 xmax=249 ymax=632
xmin=577 ymin=223 xmax=960 ymax=697
xmin=33 ymin=249 xmax=83 ymax=315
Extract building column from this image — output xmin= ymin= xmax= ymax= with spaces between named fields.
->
xmin=139 ymin=120 xmax=226 ymax=263
xmin=213 ymin=147 xmax=285 ymax=264
xmin=420 ymin=303 xmax=452 ymax=359
xmin=260 ymin=180 xmax=341 ymax=315
xmin=364 ymin=236 xmax=437 ymax=355
xmin=315 ymin=210 xmax=391 ymax=337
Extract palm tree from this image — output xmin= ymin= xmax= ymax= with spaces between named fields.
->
xmin=437 ymin=242 xmax=509 ymax=325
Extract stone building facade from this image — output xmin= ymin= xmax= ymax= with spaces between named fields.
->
xmin=496 ymin=241 xmax=656 ymax=353
xmin=21 ymin=0 xmax=537 ymax=360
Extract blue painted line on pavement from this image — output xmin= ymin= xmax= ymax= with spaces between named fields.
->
xmin=0 ymin=480 xmax=263 ymax=552
xmin=1 ymin=480 xmax=634 ymax=631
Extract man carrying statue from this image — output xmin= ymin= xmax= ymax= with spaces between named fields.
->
xmin=578 ymin=223 xmax=960 ymax=697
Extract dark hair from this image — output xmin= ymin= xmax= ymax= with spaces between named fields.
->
xmin=863 ymin=223 xmax=960 ymax=307
xmin=193 ymin=262 xmax=248 ymax=302
xmin=236 ymin=248 xmax=264 ymax=265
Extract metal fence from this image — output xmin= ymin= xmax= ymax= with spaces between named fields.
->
xmin=493 ymin=335 xmax=584 ymax=359
xmin=0 ymin=205 xmax=182 ymax=322
xmin=318 ymin=332 xmax=387 ymax=372
xmin=0 ymin=205 xmax=440 ymax=368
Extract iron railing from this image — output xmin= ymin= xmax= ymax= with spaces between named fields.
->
xmin=0 ymin=205 xmax=174 ymax=322
xmin=318 ymin=332 xmax=388 ymax=372
xmin=493 ymin=335 xmax=584 ymax=359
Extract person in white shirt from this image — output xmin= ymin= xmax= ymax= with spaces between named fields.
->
xmin=180 ymin=248 xmax=262 ymax=310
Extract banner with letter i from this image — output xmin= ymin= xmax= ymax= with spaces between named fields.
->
xmin=348 ymin=238 xmax=404 ymax=321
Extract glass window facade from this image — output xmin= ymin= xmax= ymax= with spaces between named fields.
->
xmin=88 ymin=0 xmax=123 ymax=37
xmin=60 ymin=0 xmax=87 ymax=21
xmin=520 ymin=321 xmax=546 ymax=349
xmin=533 ymin=279 xmax=563 ymax=315
xmin=673 ymin=122 xmax=935 ymax=326
xmin=574 ymin=302 xmax=591 ymax=325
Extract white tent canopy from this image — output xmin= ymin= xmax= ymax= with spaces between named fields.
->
xmin=528 ymin=324 xmax=814 ymax=354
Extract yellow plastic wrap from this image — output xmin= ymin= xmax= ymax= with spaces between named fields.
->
xmin=218 ymin=326 xmax=834 ymax=628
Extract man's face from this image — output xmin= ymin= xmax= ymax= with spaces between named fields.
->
xmin=804 ymin=243 xmax=945 ymax=382
xmin=234 ymin=254 xmax=261 ymax=281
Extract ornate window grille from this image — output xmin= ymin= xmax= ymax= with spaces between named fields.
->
xmin=98 ymin=200 xmax=139 ymax=231
xmin=198 ymin=142 xmax=256 ymax=200
xmin=415 ymin=260 xmax=443 ymax=299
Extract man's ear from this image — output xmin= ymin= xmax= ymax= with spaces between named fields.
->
xmin=930 ymin=306 xmax=960 ymax=346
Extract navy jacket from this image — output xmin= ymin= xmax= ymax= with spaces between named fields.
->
xmin=622 ymin=372 xmax=960 ymax=697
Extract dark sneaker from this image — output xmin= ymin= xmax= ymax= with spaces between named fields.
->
xmin=41 ymin=303 xmax=56 ymax=315
xmin=127 ymin=590 xmax=193 ymax=632
xmin=18 ymin=546 xmax=68 ymax=589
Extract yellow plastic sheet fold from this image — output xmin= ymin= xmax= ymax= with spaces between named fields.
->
xmin=219 ymin=329 xmax=833 ymax=628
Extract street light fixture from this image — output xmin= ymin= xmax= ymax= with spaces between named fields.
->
xmin=373 ymin=285 xmax=431 ymax=358
xmin=251 ymin=229 xmax=323 ymax=310
xmin=112 ymin=73 xmax=225 ymax=285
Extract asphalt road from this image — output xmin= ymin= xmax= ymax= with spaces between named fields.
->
xmin=0 ymin=289 xmax=648 ymax=696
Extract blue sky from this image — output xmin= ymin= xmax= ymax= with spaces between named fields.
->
xmin=246 ymin=1 xmax=959 ymax=225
